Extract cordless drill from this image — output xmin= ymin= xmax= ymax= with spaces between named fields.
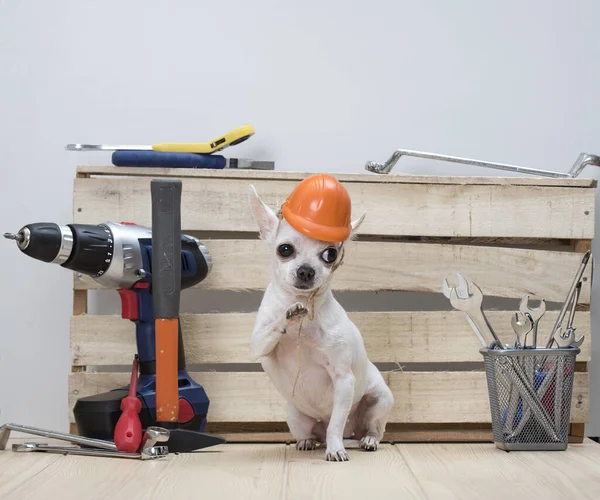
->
xmin=4 ymin=221 xmax=213 ymax=441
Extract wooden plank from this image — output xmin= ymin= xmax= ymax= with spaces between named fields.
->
xmin=68 ymin=371 xmax=589 ymax=424
xmin=72 ymin=290 xmax=87 ymax=316
xmin=73 ymin=240 xmax=593 ymax=303
xmin=64 ymin=421 xmax=495 ymax=443
xmin=76 ymin=165 xmax=598 ymax=187
xmin=570 ymin=423 xmax=587 ymax=444
xmin=203 ymin=422 xmax=494 ymax=443
xmin=72 ymin=176 xmax=595 ymax=239
xmin=70 ymin=310 xmax=592 ymax=366
xmin=395 ymin=441 xmax=600 ymax=499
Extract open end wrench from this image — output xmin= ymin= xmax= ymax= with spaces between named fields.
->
xmin=510 ymin=312 xmax=534 ymax=349
xmin=518 ymin=295 xmax=546 ymax=348
xmin=444 ymin=274 xmax=503 ymax=349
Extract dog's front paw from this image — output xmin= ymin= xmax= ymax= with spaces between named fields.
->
xmin=325 ymin=447 xmax=349 ymax=462
xmin=286 ymin=302 xmax=309 ymax=321
xmin=296 ymin=439 xmax=318 ymax=451
xmin=359 ymin=436 xmax=379 ymax=451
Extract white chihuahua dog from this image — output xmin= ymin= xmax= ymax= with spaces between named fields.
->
xmin=247 ymin=185 xmax=394 ymax=462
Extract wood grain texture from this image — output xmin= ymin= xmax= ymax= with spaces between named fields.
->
xmin=395 ymin=441 xmax=600 ymax=500
xmin=68 ymin=371 xmax=589 ymax=424
xmin=77 ymin=165 xmax=598 ymax=187
xmin=201 ymin=423 xmax=495 ymax=443
xmin=1 ymin=449 xmax=149 ymax=500
xmin=70 ymin=310 xmax=592 ymax=366
xmin=1 ymin=440 xmax=283 ymax=500
xmin=72 ymin=239 xmax=593 ymax=303
xmin=73 ymin=290 xmax=87 ymax=315
xmin=4 ymin=438 xmax=600 ymax=500
xmin=72 ymin=176 xmax=595 ymax=239
xmin=0 ymin=448 xmax=61 ymax=498
xmin=286 ymin=443 xmax=427 ymax=499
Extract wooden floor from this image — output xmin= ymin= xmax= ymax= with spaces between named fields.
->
xmin=2 ymin=438 xmax=600 ymax=499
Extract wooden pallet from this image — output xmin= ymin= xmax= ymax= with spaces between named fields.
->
xmin=68 ymin=166 xmax=596 ymax=443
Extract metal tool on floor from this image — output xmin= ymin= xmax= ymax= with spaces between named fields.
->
xmin=442 ymin=273 xmax=504 ymax=349
xmin=65 ymin=124 xmax=255 ymax=154
xmin=150 ymin=178 xmax=226 ymax=453
xmin=365 ymin=149 xmax=600 ymax=178
xmin=1 ymin=423 xmax=169 ymax=460
xmin=1 ymin=423 xmax=118 ymax=451
xmin=12 ymin=443 xmax=168 ymax=460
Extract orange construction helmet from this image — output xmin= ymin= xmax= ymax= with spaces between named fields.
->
xmin=281 ymin=173 xmax=352 ymax=243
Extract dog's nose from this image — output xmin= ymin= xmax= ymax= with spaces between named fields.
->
xmin=296 ymin=265 xmax=315 ymax=282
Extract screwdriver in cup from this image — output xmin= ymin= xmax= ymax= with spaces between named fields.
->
xmin=114 ymin=355 xmax=143 ymax=453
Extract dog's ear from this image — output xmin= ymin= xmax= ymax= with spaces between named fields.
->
xmin=248 ymin=184 xmax=279 ymax=243
xmin=349 ymin=212 xmax=366 ymax=240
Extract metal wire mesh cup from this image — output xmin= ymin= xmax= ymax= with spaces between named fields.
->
xmin=480 ymin=346 xmax=580 ymax=451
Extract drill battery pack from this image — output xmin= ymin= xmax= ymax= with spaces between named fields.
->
xmin=73 ymin=373 xmax=210 ymax=441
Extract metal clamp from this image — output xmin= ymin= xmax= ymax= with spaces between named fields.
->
xmin=365 ymin=149 xmax=600 ymax=178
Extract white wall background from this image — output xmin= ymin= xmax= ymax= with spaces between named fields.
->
xmin=1 ymin=0 xmax=600 ymax=435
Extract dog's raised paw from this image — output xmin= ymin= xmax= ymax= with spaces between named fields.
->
xmin=326 ymin=449 xmax=350 ymax=462
xmin=286 ymin=302 xmax=309 ymax=321
xmin=359 ymin=436 xmax=378 ymax=451
xmin=296 ymin=439 xmax=318 ymax=451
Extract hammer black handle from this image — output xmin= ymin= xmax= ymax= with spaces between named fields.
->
xmin=151 ymin=179 xmax=182 ymax=319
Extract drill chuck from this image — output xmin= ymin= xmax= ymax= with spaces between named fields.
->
xmin=4 ymin=221 xmax=212 ymax=290
xmin=4 ymin=223 xmax=74 ymax=265
xmin=4 ymin=222 xmax=115 ymax=277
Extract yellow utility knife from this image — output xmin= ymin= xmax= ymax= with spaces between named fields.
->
xmin=66 ymin=124 xmax=255 ymax=154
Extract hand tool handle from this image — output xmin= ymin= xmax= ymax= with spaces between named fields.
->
xmin=151 ymin=179 xmax=183 ymax=425
xmin=112 ymin=151 xmax=227 ymax=169
xmin=152 ymin=124 xmax=254 ymax=154
xmin=113 ymin=356 xmax=143 ymax=453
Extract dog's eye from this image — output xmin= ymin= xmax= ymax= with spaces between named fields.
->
xmin=277 ymin=244 xmax=295 ymax=258
xmin=321 ymin=248 xmax=338 ymax=264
